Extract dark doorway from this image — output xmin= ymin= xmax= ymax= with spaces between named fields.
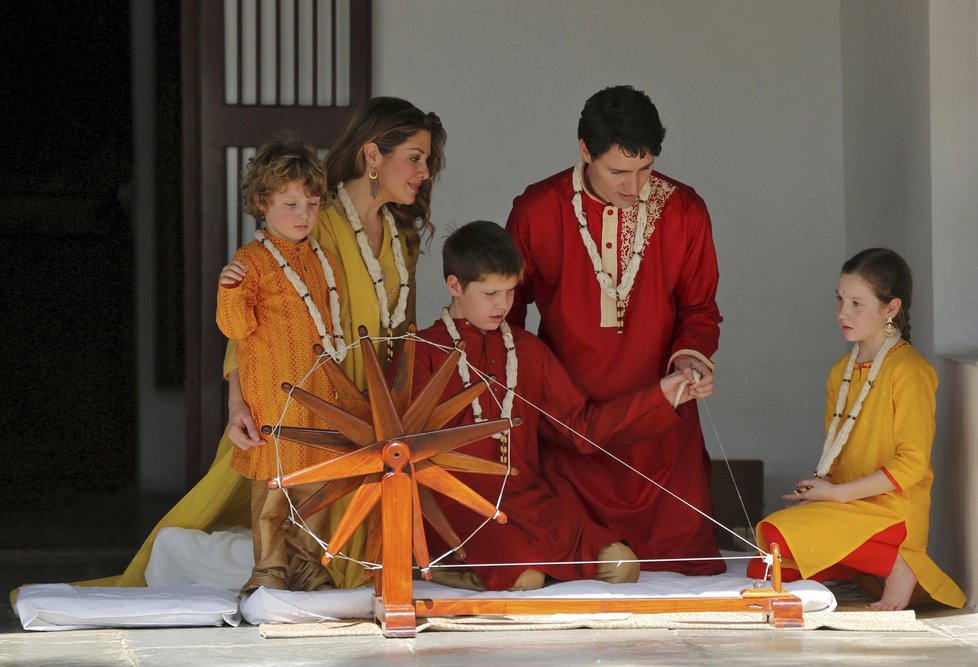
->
xmin=0 ymin=2 xmax=180 ymax=552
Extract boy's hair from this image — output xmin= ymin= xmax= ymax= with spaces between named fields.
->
xmin=442 ymin=221 xmax=524 ymax=288
xmin=242 ymin=133 xmax=327 ymax=218
xmin=842 ymin=247 xmax=914 ymax=342
xmin=578 ymin=85 xmax=666 ymax=159
xmin=325 ymin=96 xmax=447 ymax=254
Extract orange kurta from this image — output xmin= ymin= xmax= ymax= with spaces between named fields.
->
xmin=216 ymin=235 xmax=340 ymax=480
xmin=759 ymin=342 xmax=965 ymax=608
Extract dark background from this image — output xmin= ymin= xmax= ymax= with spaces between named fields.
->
xmin=0 ymin=1 xmax=182 ymax=552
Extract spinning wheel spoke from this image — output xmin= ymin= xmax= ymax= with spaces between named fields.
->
xmin=274 ymin=443 xmax=384 ymax=488
xmin=414 ymin=462 xmax=508 ymax=524
xmin=424 ymin=382 xmax=490 ymax=431
xmin=401 ymin=347 xmax=465 ymax=433
xmin=285 ymin=474 xmax=378 ymax=527
xmin=431 ymin=451 xmax=518 ymax=476
xmin=359 ymin=325 xmax=405 ymax=440
xmin=261 ymin=425 xmax=359 ymax=456
xmin=389 ymin=326 xmax=416 ymax=414
xmin=417 ymin=485 xmax=466 ymax=560
xmin=321 ymin=479 xmax=383 ymax=565
xmin=313 ymin=343 xmax=372 ymax=421
xmin=282 ymin=382 xmax=376 ymax=446
xmin=402 ymin=418 xmax=523 ymax=464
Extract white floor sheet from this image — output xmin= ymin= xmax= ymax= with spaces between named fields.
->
xmin=15 ymin=527 xmax=836 ymax=630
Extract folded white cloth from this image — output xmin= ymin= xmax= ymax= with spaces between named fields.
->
xmin=145 ymin=526 xmax=254 ymax=592
xmin=15 ymin=584 xmax=241 ymax=631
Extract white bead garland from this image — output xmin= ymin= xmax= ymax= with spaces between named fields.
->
xmin=440 ymin=307 xmax=517 ymax=443
xmin=335 ymin=182 xmax=410 ymax=336
xmin=814 ymin=331 xmax=903 ymax=477
xmin=255 ymin=230 xmax=347 ymax=361
xmin=571 ymin=160 xmax=654 ymax=329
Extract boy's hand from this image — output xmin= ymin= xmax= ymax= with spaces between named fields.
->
xmin=228 ymin=399 xmax=263 ymax=450
xmin=220 ymin=260 xmax=248 ymax=288
xmin=673 ymin=355 xmax=715 ymax=392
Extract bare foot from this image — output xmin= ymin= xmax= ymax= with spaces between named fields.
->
xmin=867 ymin=554 xmax=917 ymax=611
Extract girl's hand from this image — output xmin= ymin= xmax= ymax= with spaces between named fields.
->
xmin=220 ymin=260 xmax=248 ymax=287
xmin=783 ymin=477 xmax=841 ymax=504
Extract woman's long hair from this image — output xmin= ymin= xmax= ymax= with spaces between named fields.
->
xmin=324 ymin=97 xmax=446 ymax=254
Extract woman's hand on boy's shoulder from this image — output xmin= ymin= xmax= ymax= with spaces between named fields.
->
xmin=220 ymin=260 xmax=248 ymax=288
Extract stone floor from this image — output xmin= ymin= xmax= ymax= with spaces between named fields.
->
xmin=3 ymin=618 xmax=978 ymax=666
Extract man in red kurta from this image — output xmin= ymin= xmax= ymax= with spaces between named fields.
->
xmin=505 ymin=85 xmax=724 ymax=575
xmin=413 ymin=221 xmax=710 ymax=590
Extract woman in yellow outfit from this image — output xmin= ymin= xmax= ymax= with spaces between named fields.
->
xmin=748 ymin=248 xmax=965 ymax=610
xmin=91 ymin=97 xmax=446 ymax=590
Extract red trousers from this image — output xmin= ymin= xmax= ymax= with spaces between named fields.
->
xmin=746 ymin=521 xmax=906 ymax=582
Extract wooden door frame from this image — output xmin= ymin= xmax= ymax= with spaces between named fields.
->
xmin=182 ymin=0 xmax=372 ymax=483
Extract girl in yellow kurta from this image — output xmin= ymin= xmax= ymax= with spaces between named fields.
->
xmin=749 ymin=248 xmax=965 ymax=610
xmin=85 ymin=98 xmax=446 ymax=592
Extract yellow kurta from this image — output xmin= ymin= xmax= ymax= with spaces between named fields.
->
xmin=89 ymin=199 xmax=418 ymax=590
xmin=761 ymin=342 xmax=965 ymax=608
xmin=216 ymin=236 xmax=340 ymax=479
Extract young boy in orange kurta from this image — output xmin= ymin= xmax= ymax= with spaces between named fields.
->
xmin=217 ymin=135 xmax=343 ymax=593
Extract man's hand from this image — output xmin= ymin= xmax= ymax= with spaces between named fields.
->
xmin=672 ymin=355 xmax=715 ymax=400
xmin=660 ymin=366 xmax=715 ymax=406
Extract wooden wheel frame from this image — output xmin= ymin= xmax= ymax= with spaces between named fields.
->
xmin=266 ymin=326 xmax=803 ymax=637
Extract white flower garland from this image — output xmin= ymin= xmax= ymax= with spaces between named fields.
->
xmin=571 ymin=160 xmax=654 ymax=331
xmin=335 ymin=182 xmax=411 ymax=343
xmin=441 ymin=307 xmax=517 ymax=453
xmin=255 ymin=230 xmax=347 ymax=362
xmin=814 ymin=331 xmax=903 ymax=477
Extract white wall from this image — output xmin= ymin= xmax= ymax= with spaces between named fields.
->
xmin=374 ymin=0 xmax=846 ymax=520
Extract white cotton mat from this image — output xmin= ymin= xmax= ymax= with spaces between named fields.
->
xmin=14 ymin=584 xmax=241 ymax=631
xmin=240 ymin=571 xmax=836 ymax=625
xmin=15 ymin=527 xmax=837 ymax=631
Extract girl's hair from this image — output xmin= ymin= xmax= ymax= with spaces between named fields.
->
xmin=842 ymin=247 xmax=913 ymax=341
xmin=242 ymin=133 xmax=327 ymax=218
xmin=324 ymin=97 xmax=446 ymax=254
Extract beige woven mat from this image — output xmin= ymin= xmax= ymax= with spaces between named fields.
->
xmin=260 ymin=609 xmax=928 ymax=638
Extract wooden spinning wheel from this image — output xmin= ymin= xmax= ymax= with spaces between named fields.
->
xmin=265 ymin=326 xmax=803 ymax=638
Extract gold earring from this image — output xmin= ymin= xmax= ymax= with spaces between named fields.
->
xmin=883 ymin=316 xmax=897 ymax=337
xmin=368 ymin=166 xmax=379 ymax=199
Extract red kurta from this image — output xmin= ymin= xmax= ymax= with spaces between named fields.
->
xmin=506 ymin=166 xmax=724 ymax=574
xmin=412 ymin=318 xmax=683 ymax=590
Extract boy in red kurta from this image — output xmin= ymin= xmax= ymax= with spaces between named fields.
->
xmin=412 ymin=221 xmax=712 ymax=591
xmin=217 ymin=135 xmax=344 ymax=593
xmin=506 ymin=85 xmax=723 ymax=574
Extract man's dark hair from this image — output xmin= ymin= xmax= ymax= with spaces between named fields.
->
xmin=442 ymin=221 xmax=524 ymax=288
xmin=577 ymin=85 xmax=666 ymax=158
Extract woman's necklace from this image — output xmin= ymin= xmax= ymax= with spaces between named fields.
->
xmin=441 ymin=307 xmax=518 ymax=464
xmin=814 ymin=331 xmax=903 ymax=477
xmin=336 ymin=182 xmax=411 ymax=361
xmin=255 ymin=230 xmax=346 ymax=361
xmin=571 ymin=160 xmax=654 ymax=333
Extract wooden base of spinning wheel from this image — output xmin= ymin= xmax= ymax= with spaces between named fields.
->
xmin=268 ymin=326 xmax=802 ymax=638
